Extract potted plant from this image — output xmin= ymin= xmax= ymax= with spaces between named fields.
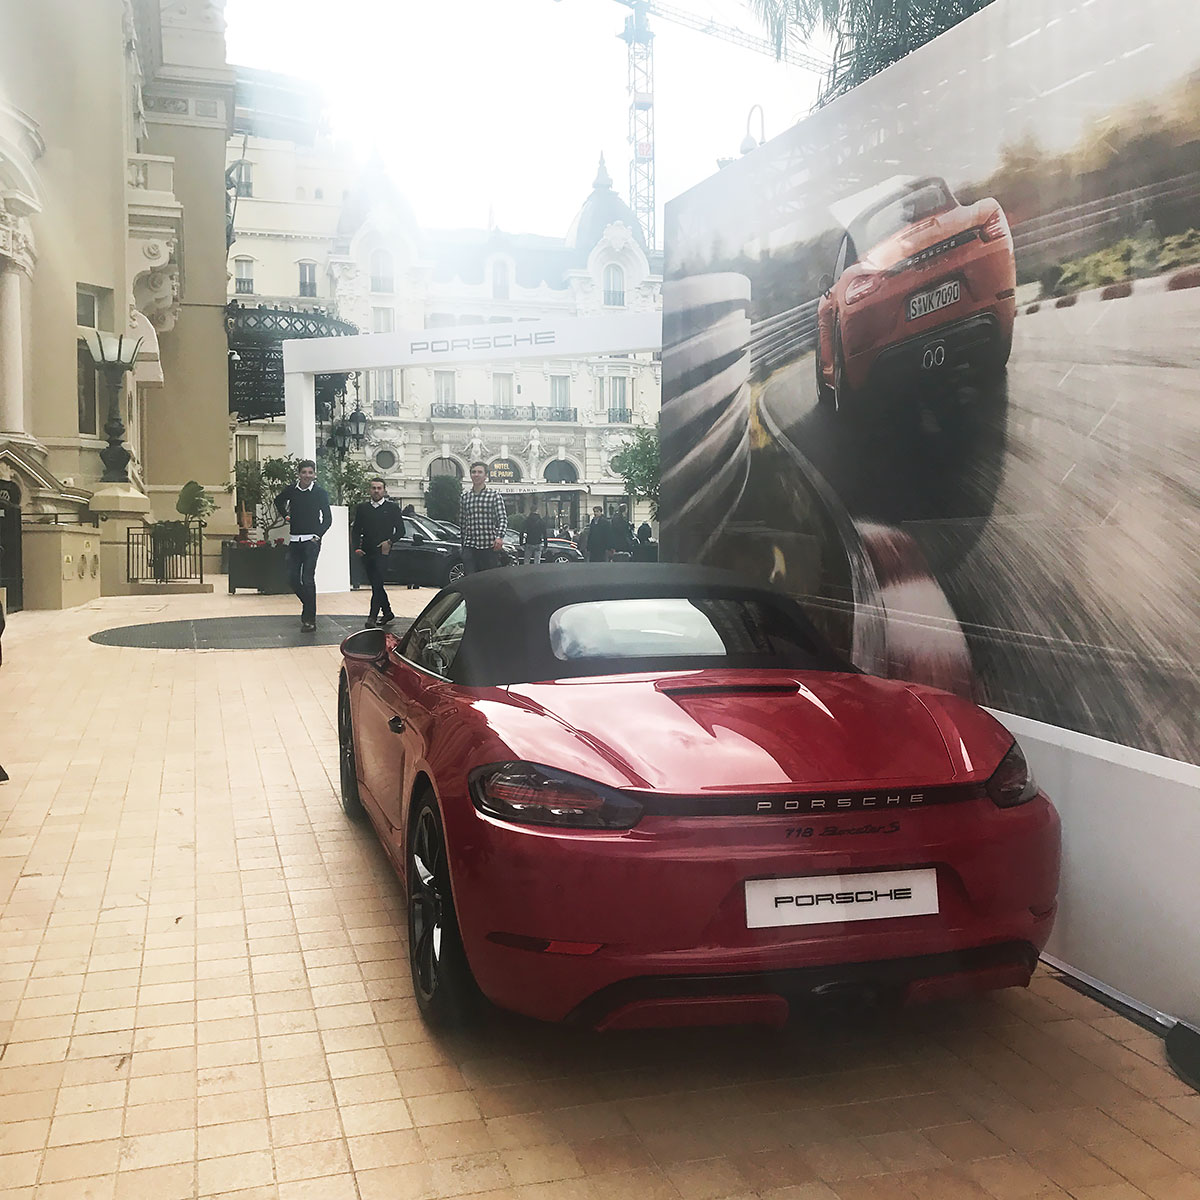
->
xmin=228 ymin=458 xmax=296 ymax=594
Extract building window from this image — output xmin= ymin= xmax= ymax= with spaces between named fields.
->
xmin=434 ymin=370 xmax=456 ymax=406
xmin=76 ymin=289 xmax=98 ymax=328
xmin=370 ymin=249 xmax=393 ymax=293
xmin=493 ymin=373 xmax=514 ymax=408
xmin=76 ymin=342 xmax=98 ymax=435
xmin=234 ymin=258 xmax=254 ymax=294
xmin=426 ymin=313 xmax=455 ymax=328
xmin=603 ymin=264 xmax=625 ymax=307
xmin=607 ymin=375 xmax=630 ymax=422
xmin=232 ymin=161 xmax=253 ymax=197
xmin=372 ymin=306 xmax=394 ymax=334
xmin=544 ymin=459 xmax=578 ymax=484
xmin=298 ymin=261 xmax=317 ymax=297
xmin=492 ymin=261 xmax=510 ymax=300
xmin=428 ymin=457 xmax=463 ymax=479
xmin=235 ymin=433 xmax=259 ymax=462
xmin=374 ymin=448 xmax=397 ymax=472
xmin=550 ymin=375 xmax=570 ymax=411
xmin=314 ymin=187 xmax=324 ymax=200
xmin=373 ymin=369 xmax=398 ymax=417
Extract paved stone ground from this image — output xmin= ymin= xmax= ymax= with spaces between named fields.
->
xmin=0 ymin=586 xmax=1198 ymax=1200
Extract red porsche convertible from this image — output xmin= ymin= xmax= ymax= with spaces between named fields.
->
xmin=815 ymin=175 xmax=1016 ymax=412
xmin=337 ymin=564 xmax=1059 ymax=1029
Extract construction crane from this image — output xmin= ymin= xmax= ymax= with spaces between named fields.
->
xmin=560 ymin=0 xmax=830 ymax=251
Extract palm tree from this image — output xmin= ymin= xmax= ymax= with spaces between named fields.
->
xmin=743 ymin=0 xmax=996 ymax=105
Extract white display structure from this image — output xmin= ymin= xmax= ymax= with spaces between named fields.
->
xmin=282 ymin=312 xmax=662 ymax=461
xmin=313 ymin=504 xmax=350 ymax=594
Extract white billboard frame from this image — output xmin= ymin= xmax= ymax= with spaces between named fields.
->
xmin=282 ymin=311 xmax=663 ymax=460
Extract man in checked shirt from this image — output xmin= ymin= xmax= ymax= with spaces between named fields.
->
xmin=459 ymin=461 xmax=507 ymax=574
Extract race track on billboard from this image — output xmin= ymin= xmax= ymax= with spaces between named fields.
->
xmin=742 ymin=285 xmax=1200 ymax=764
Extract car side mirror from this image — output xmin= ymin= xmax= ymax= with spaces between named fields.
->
xmin=412 ymin=533 xmax=426 ymax=544
xmin=818 ymin=273 xmax=833 ymax=296
xmin=341 ymin=628 xmax=387 ymax=663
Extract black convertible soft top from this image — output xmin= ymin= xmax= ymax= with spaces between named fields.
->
xmin=412 ymin=563 xmax=849 ymax=686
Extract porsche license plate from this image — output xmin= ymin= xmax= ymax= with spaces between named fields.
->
xmin=907 ymin=280 xmax=960 ymax=320
xmin=745 ymin=868 xmax=938 ymax=929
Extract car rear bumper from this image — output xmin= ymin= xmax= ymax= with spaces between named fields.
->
xmin=443 ymin=792 xmax=1061 ymax=1025
xmin=862 ymin=309 xmax=1013 ymax=389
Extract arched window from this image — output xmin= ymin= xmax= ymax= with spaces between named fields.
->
xmin=428 ymin=457 xmax=463 ymax=479
xmin=543 ymin=460 xmax=578 ymax=484
xmin=298 ymin=261 xmax=317 ymax=297
xmin=603 ymin=264 xmax=625 ymax=307
xmin=492 ymin=260 xmax=510 ymax=300
xmin=370 ymin=249 xmax=394 ymax=293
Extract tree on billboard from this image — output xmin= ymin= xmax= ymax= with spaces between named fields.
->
xmin=610 ymin=424 xmax=660 ymax=520
xmin=744 ymin=0 xmax=995 ymax=104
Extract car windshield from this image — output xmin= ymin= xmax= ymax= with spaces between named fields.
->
xmin=849 ymin=179 xmax=953 ymax=255
xmin=547 ymin=596 xmax=831 ymax=669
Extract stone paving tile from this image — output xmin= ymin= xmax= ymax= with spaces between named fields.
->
xmin=1 ymin=588 xmax=1198 ymax=1198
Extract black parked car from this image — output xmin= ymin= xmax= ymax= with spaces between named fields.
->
xmin=350 ymin=516 xmax=467 ymax=588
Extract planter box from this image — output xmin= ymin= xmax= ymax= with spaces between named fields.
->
xmin=227 ymin=544 xmax=291 ymax=594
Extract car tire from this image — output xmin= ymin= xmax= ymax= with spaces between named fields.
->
xmin=338 ymin=674 xmax=365 ymax=821
xmin=814 ymin=339 xmax=835 ymax=407
xmin=407 ymin=794 xmax=477 ymax=1027
xmin=444 ymin=560 xmax=465 ymax=586
xmin=552 ymin=554 xmax=573 ymax=564
xmin=833 ymin=324 xmax=857 ymax=417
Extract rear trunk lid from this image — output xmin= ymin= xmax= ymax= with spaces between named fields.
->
xmin=507 ymin=669 xmax=960 ymax=793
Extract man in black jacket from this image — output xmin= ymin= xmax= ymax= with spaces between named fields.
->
xmin=520 ymin=504 xmax=548 ymax=565
xmin=585 ymin=505 xmax=610 ymax=563
xmin=352 ymin=477 xmax=402 ymax=626
xmin=274 ymin=459 xmax=332 ymax=631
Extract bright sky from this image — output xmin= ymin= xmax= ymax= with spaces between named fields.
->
xmin=223 ymin=0 xmax=828 ymax=240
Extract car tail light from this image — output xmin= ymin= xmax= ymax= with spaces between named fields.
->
xmin=985 ymin=741 xmax=1038 ymax=808
xmin=979 ymin=207 xmax=1010 ymax=243
xmin=471 ymin=763 xmax=643 ymax=830
xmin=844 ymin=272 xmax=882 ymax=305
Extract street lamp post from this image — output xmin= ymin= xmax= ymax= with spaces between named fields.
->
xmin=322 ymin=372 xmax=368 ymax=504
xmin=85 ymin=330 xmax=143 ymax=483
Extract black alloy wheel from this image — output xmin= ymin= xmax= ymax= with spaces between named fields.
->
xmin=407 ymin=795 xmax=477 ymax=1026
xmin=338 ymin=675 xmax=364 ymax=820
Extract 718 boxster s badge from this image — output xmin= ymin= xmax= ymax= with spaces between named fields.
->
xmin=337 ymin=564 xmax=1059 ymax=1029
xmin=815 ymin=175 xmax=1017 ymax=413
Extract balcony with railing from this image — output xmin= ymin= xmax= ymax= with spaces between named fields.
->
xmin=607 ymin=408 xmax=632 ymax=423
xmin=431 ymin=404 xmax=577 ymax=422
xmin=603 ymin=290 xmax=625 ymax=307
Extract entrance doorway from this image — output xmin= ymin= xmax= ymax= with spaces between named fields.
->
xmin=0 ymin=479 xmax=23 ymax=612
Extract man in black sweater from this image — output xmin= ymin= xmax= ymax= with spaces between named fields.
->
xmin=274 ymin=460 xmax=332 ymax=631
xmin=352 ymin=477 xmax=402 ymax=626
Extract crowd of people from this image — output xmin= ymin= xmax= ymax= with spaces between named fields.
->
xmin=271 ymin=458 xmax=656 ymax=629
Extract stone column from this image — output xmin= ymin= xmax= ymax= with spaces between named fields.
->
xmin=0 ymin=263 xmax=25 ymax=436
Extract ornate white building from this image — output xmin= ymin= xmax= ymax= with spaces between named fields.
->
xmin=227 ymin=69 xmax=662 ymax=531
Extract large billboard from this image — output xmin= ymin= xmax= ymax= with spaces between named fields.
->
xmin=661 ymin=0 xmax=1200 ymax=766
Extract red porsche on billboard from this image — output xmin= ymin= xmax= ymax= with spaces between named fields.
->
xmin=814 ymin=175 xmax=1016 ymax=411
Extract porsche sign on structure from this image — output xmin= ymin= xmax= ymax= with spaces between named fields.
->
xmin=660 ymin=0 xmax=1200 ymax=1033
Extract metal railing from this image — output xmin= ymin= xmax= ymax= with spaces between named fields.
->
xmin=1010 ymin=171 xmax=1200 ymax=274
xmin=128 ymin=523 xmax=205 ymax=585
xmin=607 ymin=408 xmax=633 ymax=423
xmin=430 ymin=404 xmax=578 ymax=422
xmin=749 ymin=298 xmax=820 ymax=378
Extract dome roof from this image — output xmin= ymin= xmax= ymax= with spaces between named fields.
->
xmin=565 ymin=155 xmax=647 ymax=257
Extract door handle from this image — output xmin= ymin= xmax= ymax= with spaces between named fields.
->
xmin=388 ymin=715 xmax=406 ymax=734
